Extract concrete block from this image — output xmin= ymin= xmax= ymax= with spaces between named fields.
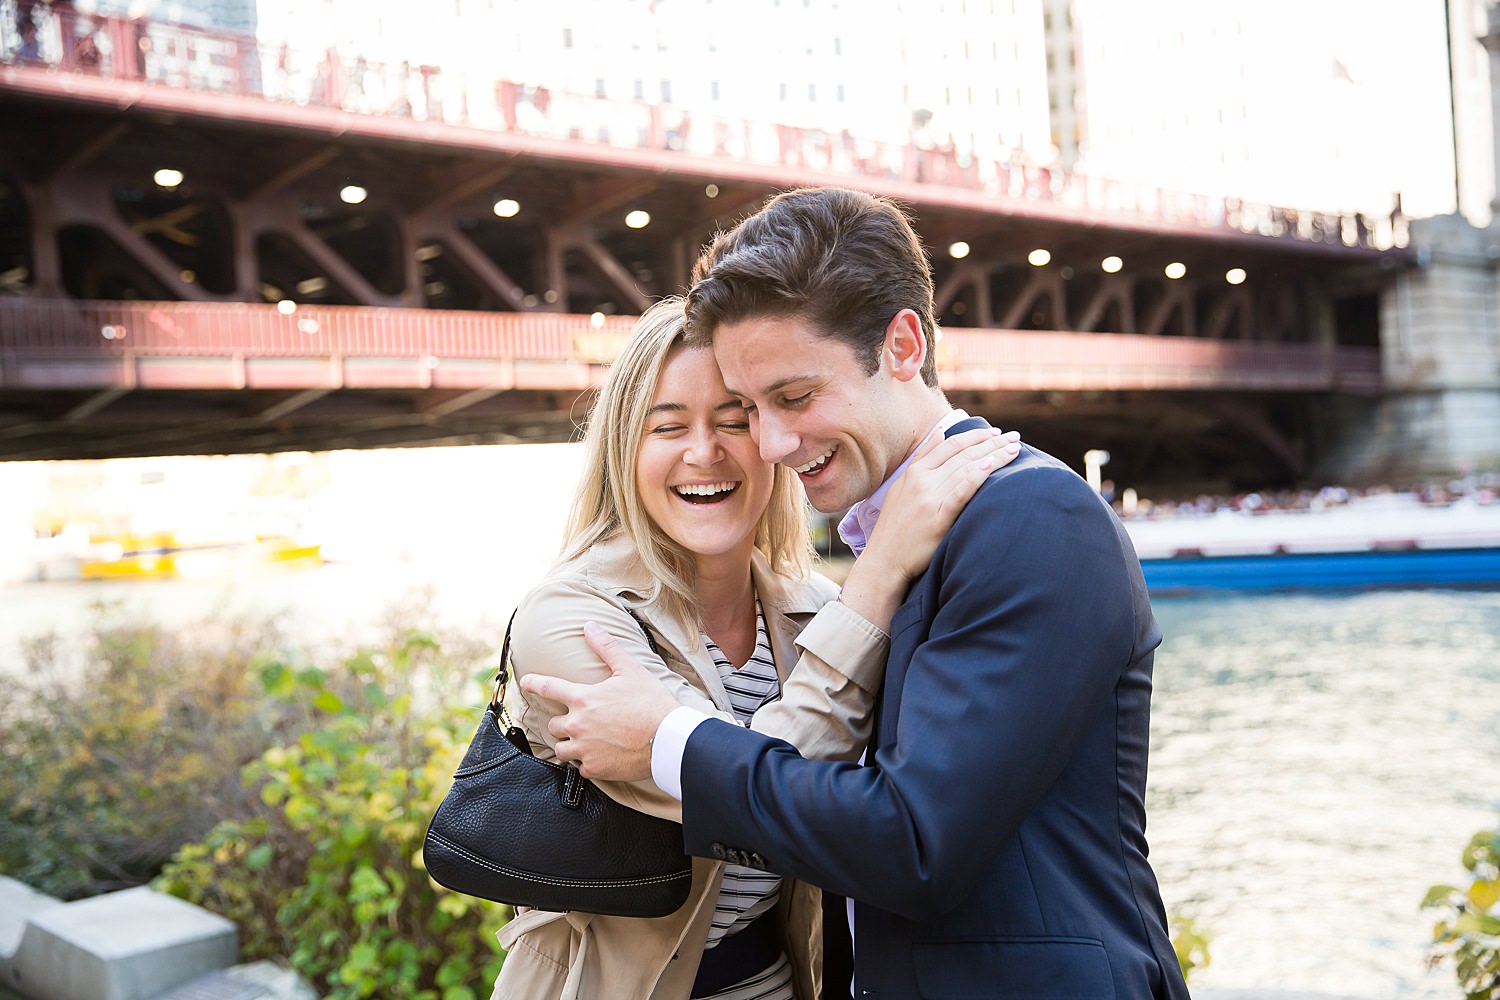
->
xmin=9 ymin=887 xmax=237 ymax=1000
xmin=222 ymin=961 xmax=318 ymax=1000
xmin=0 ymin=876 xmax=65 ymax=995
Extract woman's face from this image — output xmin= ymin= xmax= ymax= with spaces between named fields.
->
xmin=636 ymin=345 xmax=774 ymax=567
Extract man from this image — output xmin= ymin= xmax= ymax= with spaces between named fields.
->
xmin=522 ymin=187 xmax=1189 ymax=999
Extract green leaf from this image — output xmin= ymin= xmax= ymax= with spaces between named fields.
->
xmin=296 ymin=666 xmax=328 ymax=687
xmin=314 ymin=690 xmax=345 ymax=714
xmin=245 ymin=843 xmax=274 ymax=871
xmin=1424 ymin=884 xmax=1461 ymax=907
xmin=260 ymin=661 xmax=296 ymax=698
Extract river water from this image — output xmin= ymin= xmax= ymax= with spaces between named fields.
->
xmin=1 ymin=447 xmax=1496 ymax=999
xmin=1147 ymin=588 xmax=1500 ymax=998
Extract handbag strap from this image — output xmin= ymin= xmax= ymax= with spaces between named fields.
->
xmin=490 ymin=604 xmax=662 ymax=724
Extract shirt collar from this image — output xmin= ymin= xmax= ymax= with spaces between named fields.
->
xmin=836 ymin=408 xmax=970 ymax=557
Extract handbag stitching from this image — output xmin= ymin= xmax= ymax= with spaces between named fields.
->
xmin=451 ymin=747 xmax=521 ymax=778
xmin=426 ymin=832 xmax=691 ymax=888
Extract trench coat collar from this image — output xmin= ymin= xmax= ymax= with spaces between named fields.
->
xmin=579 ymin=533 xmax=827 ymax=683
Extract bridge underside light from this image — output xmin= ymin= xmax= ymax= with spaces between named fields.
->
xmin=625 ymin=209 xmax=651 ymax=229
xmin=948 ymin=241 xmax=971 ymax=259
xmin=340 ymin=185 xmax=368 ymax=205
xmin=1164 ymin=261 xmax=1187 ymax=280
xmin=1101 ymin=255 xmax=1123 ymax=273
xmin=1226 ymin=267 xmax=1247 ymax=285
xmin=276 ymin=299 xmax=297 ymax=315
xmin=1027 ymin=248 xmax=1051 ymax=267
xmin=493 ymin=198 xmax=520 ymax=218
xmin=154 ymin=168 xmax=184 ymax=189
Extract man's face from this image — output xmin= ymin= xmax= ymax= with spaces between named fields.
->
xmin=712 ymin=314 xmax=913 ymax=513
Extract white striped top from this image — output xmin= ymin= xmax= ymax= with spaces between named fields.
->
xmin=697 ymin=601 xmax=794 ymax=1000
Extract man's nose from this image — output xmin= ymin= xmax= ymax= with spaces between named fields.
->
xmin=755 ymin=413 xmax=797 ymax=465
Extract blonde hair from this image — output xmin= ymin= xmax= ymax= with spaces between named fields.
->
xmin=561 ymin=297 xmax=812 ymax=625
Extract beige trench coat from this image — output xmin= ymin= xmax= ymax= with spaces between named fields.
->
xmin=488 ymin=535 xmax=888 ymax=1000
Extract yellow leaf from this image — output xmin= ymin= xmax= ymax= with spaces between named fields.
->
xmin=1467 ymin=879 xmax=1499 ymax=911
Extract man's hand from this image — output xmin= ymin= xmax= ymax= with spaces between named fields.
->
xmin=517 ymin=621 xmax=681 ymax=782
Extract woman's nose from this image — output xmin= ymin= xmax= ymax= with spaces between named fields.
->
xmin=683 ymin=427 xmax=723 ymax=466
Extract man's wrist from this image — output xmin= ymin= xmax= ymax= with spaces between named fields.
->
xmin=650 ymin=705 xmax=712 ymax=801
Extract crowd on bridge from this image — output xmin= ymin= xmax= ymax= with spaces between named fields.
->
xmin=1110 ymin=475 xmax=1500 ymax=521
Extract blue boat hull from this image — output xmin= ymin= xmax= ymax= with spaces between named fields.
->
xmin=1141 ymin=547 xmax=1500 ymax=594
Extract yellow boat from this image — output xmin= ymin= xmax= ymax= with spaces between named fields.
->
xmin=79 ymin=531 xmax=321 ymax=580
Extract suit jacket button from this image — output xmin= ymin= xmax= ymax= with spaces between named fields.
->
xmin=711 ymin=842 xmax=727 ymax=860
xmin=748 ymin=852 xmax=767 ymax=869
xmin=728 ymin=848 xmax=746 ymax=865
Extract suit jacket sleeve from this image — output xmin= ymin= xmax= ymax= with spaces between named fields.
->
xmin=679 ymin=465 xmax=1143 ymax=919
xmin=750 ymin=597 xmax=889 ymax=764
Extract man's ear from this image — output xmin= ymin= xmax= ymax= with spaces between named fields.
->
xmin=884 ymin=309 xmax=928 ymax=383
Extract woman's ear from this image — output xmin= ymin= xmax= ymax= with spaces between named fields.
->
xmin=884 ymin=309 xmax=928 ymax=383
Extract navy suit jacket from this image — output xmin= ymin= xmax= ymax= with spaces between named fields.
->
xmin=680 ymin=425 xmax=1190 ymax=999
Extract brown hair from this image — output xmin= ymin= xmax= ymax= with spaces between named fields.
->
xmin=685 ymin=187 xmax=939 ymax=386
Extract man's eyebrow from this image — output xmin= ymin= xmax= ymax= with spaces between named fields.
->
xmin=727 ymin=375 xmax=815 ymax=398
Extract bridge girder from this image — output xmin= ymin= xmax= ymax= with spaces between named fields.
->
xmin=0 ymin=61 xmax=1407 ymax=489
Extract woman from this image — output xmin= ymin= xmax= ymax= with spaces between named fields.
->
xmin=490 ymin=298 xmax=1017 ymax=1000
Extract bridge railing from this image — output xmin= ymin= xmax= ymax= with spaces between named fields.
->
xmin=940 ymin=328 xmax=1381 ymax=395
xmin=0 ymin=2 xmax=1406 ymax=251
xmin=0 ymin=299 xmax=1381 ymax=396
xmin=0 ymin=298 xmax=640 ymax=359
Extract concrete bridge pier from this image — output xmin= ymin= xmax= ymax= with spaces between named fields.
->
xmin=1318 ymin=213 xmax=1500 ymax=485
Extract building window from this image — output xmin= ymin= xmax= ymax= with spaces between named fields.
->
xmin=808 ymin=83 xmax=816 ymax=101
xmin=711 ymin=80 xmax=720 ymax=100
xmin=779 ymin=82 xmax=788 ymax=100
xmin=661 ymin=80 xmax=672 ymax=103
xmin=563 ymin=26 xmax=572 ymax=47
xmin=634 ymin=79 xmax=644 ymax=100
xmin=837 ymin=83 xmax=845 ymax=102
xmin=595 ymin=78 xmax=606 ymax=98
xmin=834 ymin=37 xmax=842 ymax=55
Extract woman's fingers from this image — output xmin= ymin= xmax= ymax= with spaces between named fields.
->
xmin=910 ymin=427 xmax=1018 ymax=472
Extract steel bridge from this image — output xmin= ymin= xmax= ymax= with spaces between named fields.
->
xmin=0 ymin=4 xmax=1410 ymax=486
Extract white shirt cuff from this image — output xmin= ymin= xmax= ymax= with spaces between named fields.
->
xmin=650 ymin=705 xmax=712 ymax=801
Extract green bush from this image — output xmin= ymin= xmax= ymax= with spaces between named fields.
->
xmin=154 ymin=625 xmax=510 ymax=1000
xmin=1169 ymin=913 xmax=1211 ymax=981
xmin=0 ymin=604 xmax=290 ymax=899
xmin=1424 ymin=810 xmax=1500 ymax=1000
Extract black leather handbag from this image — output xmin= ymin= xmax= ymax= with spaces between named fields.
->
xmin=422 ymin=609 xmax=693 ymax=917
